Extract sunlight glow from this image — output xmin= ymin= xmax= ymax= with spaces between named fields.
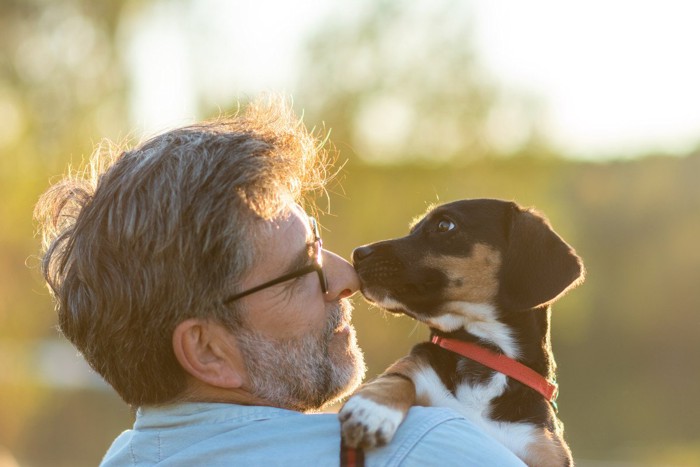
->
xmin=125 ymin=0 xmax=700 ymax=158
xmin=473 ymin=0 xmax=700 ymax=158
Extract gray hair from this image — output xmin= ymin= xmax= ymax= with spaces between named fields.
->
xmin=34 ymin=97 xmax=330 ymax=406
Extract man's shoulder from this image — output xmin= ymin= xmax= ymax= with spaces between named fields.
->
xmin=364 ymin=406 xmax=525 ymax=466
xmin=384 ymin=405 xmax=473 ymax=443
xmin=257 ymin=405 xmax=523 ymax=465
xmin=402 ymin=405 xmax=466 ymax=424
xmin=101 ymin=404 xmax=524 ymax=466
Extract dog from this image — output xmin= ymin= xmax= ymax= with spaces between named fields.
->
xmin=339 ymin=199 xmax=584 ymax=467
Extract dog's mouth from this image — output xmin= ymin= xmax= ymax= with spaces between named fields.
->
xmin=357 ymin=283 xmax=395 ymax=308
xmin=357 ymin=281 xmax=425 ymax=321
xmin=359 ymin=274 xmax=498 ymax=334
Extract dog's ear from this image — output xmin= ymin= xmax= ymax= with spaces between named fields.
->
xmin=499 ymin=204 xmax=584 ymax=310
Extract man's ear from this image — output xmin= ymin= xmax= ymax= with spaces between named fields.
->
xmin=172 ymin=319 xmax=245 ymax=389
xmin=499 ymin=206 xmax=585 ymax=311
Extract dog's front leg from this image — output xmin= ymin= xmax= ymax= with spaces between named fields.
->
xmin=339 ymin=355 xmax=421 ymax=448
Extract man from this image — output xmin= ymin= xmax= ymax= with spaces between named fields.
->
xmin=35 ymin=97 xmax=524 ymax=466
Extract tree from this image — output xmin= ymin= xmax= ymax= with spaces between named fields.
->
xmin=295 ymin=0 xmax=547 ymax=164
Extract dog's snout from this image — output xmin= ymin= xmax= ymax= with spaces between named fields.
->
xmin=352 ymin=245 xmax=374 ymax=264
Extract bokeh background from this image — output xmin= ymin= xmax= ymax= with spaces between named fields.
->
xmin=1 ymin=0 xmax=699 ymax=466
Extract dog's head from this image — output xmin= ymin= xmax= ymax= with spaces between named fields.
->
xmin=353 ymin=199 xmax=584 ymax=335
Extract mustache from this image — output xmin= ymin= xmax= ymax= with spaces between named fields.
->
xmin=325 ymin=298 xmax=353 ymax=334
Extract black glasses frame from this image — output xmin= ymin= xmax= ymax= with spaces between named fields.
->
xmin=223 ymin=217 xmax=329 ymax=304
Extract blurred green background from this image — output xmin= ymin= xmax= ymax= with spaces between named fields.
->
xmin=1 ymin=1 xmax=699 ymax=466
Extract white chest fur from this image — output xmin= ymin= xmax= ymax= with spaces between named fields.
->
xmin=413 ymin=358 xmax=539 ymax=461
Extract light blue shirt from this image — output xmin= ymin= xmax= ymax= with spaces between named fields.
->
xmin=101 ymin=402 xmax=525 ymax=466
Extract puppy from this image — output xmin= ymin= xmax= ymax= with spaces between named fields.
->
xmin=339 ymin=199 xmax=584 ymax=467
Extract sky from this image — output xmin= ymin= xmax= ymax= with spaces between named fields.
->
xmin=123 ymin=0 xmax=700 ymax=160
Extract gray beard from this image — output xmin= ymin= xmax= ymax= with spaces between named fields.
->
xmin=234 ymin=300 xmax=365 ymax=411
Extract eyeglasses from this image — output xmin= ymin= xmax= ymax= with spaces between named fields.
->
xmin=223 ymin=217 xmax=329 ymax=303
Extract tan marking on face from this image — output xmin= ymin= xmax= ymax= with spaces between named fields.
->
xmin=422 ymin=243 xmax=502 ymax=304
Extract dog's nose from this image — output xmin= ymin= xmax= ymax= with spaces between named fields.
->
xmin=352 ymin=245 xmax=374 ymax=264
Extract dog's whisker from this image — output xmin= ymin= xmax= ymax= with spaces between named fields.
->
xmin=407 ymin=320 xmax=421 ymax=337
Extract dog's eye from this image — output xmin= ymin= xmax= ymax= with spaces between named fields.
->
xmin=436 ymin=219 xmax=455 ymax=232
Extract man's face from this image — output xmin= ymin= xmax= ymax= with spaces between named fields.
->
xmin=233 ymin=205 xmax=365 ymax=411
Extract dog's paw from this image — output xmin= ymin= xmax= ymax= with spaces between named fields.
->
xmin=338 ymin=395 xmax=405 ymax=449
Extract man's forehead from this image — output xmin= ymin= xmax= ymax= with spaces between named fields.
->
xmin=245 ymin=205 xmax=312 ymax=280
xmin=274 ymin=203 xmax=307 ymax=224
xmin=265 ymin=204 xmax=312 ymax=243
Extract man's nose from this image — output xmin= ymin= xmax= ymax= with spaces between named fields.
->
xmin=324 ymin=250 xmax=360 ymax=300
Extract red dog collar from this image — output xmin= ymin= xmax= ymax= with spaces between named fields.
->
xmin=431 ymin=335 xmax=559 ymax=403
